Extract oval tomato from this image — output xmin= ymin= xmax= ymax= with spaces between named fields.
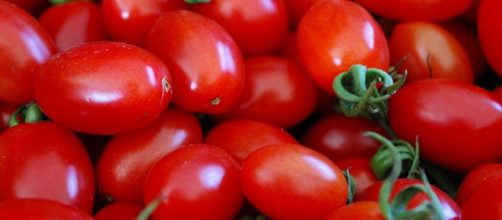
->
xmin=34 ymin=41 xmax=172 ymax=135
xmin=325 ymin=201 xmax=383 ymax=220
xmin=0 ymin=199 xmax=93 ymax=220
xmin=478 ymin=0 xmax=502 ymax=77
xmin=456 ymin=163 xmax=502 ymax=205
xmin=94 ymin=202 xmax=144 ymax=220
xmin=461 ymin=176 xmax=502 ymax=220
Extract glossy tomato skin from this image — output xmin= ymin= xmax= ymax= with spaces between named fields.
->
xmin=325 ymin=201 xmax=384 ymax=220
xmin=0 ymin=1 xmax=57 ymax=105
xmin=38 ymin=1 xmax=107 ymax=51
xmin=0 ymin=104 xmax=16 ymax=132
xmin=297 ymin=0 xmax=389 ymax=95
xmin=34 ymin=41 xmax=172 ymax=135
xmin=143 ymin=144 xmax=243 ymax=220
xmin=461 ymin=176 xmax=502 ymax=220
xmin=355 ymin=0 xmax=473 ymax=21
xmin=388 ymin=79 xmax=502 ymax=172
xmin=0 ymin=122 xmax=95 ymax=213
xmin=478 ymin=0 xmax=502 ymax=77
xmin=94 ymin=202 xmax=144 ymax=220
xmin=241 ymin=143 xmax=348 ymax=220
xmin=335 ymin=157 xmax=378 ymax=199
xmin=0 ymin=199 xmax=93 ymax=220
xmin=147 ymin=10 xmax=245 ymax=114
xmin=456 ymin=163 xmax=502 ymax=205
xmin=101 ymin=0 xmax=187 ymax=46
xmin=389 ymin=22 xmax=474 ymax=84
xmin=301 ymin=114 xmax=385 ymax=160
xmin=191 ymin=0 xmax=288 ymax=56
xmin=205 ymin=119 xmax=298 ymax=164
xmin=96 ymin=108 xmax=203 ymax=203
xmin=215 ymin=56 xmax=318 ymax=128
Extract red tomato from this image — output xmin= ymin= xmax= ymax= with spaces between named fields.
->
xmin=389 ymin=21 xmax=474 ymax=83
xmin=335 ymin=157 xmax=378 ymax=200
xmin=0 ymin=104 xmax=16 ymax=132
xmin=478 ymin=0 xmax=502 ymax=77
xmin=38 ymin=1 xmax=107 ymax=51
xmin=494 ymin=85 xmax=502 ymax=103
xmin=461 ymin=176 xmax=502 ymax=220
xmin=297 ymin=0 xmax=389 ymax=95
xmin=241 ymin=143 xmax=347 ymax=220
xmin=96 ymin=108 xmax=203 ymax=203
xmin=101 ymin=0 xmax=187 ymax=46
xmin=0 ymin=199 xmax=93 ymax=220
xmin=146 ymin=10 xmax=245 ymax=114
xmin=191 ymin=0 xmax=289 ymax=56
xmin=0 ymin=1 xmax=57 ymax=105
xmin=301 ymin=114 xmax=385 ymax=160
xmin=205 ymin=119 xmax=298 ymax=164
xmin=34 ymin=41 xmax=172 ymax=135
xmin=283 ymin=0 xmax=322 ymax=28
xmin=388 ymin=79 xmax=502 ymax=172
xmin=456 ymin=163 xmax=502 ymax=205
xmin=355 ymin=0 xmax=473 ymax=21
xmin=215 ymin=56 xmax=318 ymax=128
xmin=325 ymin=201 xmax=384 ymax=220
xmin=0 ymin=122 xmax=95 ymax=213
xmin=143 ymin=144 xmax=243 ymax=220
xmin=360 ymin=179 xmax=461 ymax=220
xmin=94 ymin=203 xmax=144 ymax=220
xmin=5 ymin=0 xmax=49 ymax=15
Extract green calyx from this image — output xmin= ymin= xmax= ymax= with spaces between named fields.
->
xmin=8 ymin=102 xmax=44 ymax=127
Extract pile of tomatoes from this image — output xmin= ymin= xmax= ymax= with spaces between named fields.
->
xmin=0 ymin=0 xmax=501 ymax=219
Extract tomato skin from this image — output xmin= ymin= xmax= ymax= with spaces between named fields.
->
xmin=461 ymin=176 xmax=502 ymax=220
xmin=456 ymin=163 xmax=502 ymax=205
xmin=215 ymin=56 xmax=318 ymax=128
xmin=389 ymin=22 xmax=474 ymax=83
xmin=34 ymin=41 xmax=172 ymax=135
xmin=96 ymin=108 xmax=203 ymax=203
xmin=0 ymin=104 xmax=16 ymax=132
xmin=143 ymin=144 xmax=243 ymax=220
xmin=334 ymin=157 xmax=378 ymax=200
xmin=0 ymin=199 xmax=93 ymax=220
xmin=101 ymin=0 xmax=187 ymax=46
xmin=325 ymin=201 xmax=384 ymax=220
xmin=5 ymin=0 xmax=49 ymax=15
xmin=146 ymin=10 xmax=245 ymax=114
xmin=494 ymin=85 xmax=502 ymax=103
xmin=478 ymin=0 xmax=502 ymax=77
xmin=355 ymin=0 xmax=473 ymax=21
xmin=205 ymin=119 xmax=298 ymax=164
xmin=0 ymin=1 xmax=57 ymax=105
xmin=388 ymin=79 xmax=502 ymax=172
xmin=94 ymin=203 xmax=144 ymax=220
xmin=241 ymin=143 xmax=347 ymax=220
xmin=283 ymin=0 xmax=322 ymax=28
xmin=297 ymin=0 xmax=389 ymax=95
xmin=38 ymin=1 xmax=107 ymax=51
xmin=0 ymin=122 xmax=95 ymax=213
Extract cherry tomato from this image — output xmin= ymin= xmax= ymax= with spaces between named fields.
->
xmin=215 ymin=56 xmax=318 ymax=128
xmin=0 ymin=122 xmax=95 ymax=213
xmin=325 ymin=201 xmax=384 ymax=220
xmin=282 ymin=0 xmax=322 ymax=28
xmin=205 ymin=119 xmax=298 ymax=164
xmin=34 ymin=41 xmax=172 ymax=135
xmin=335 ymin=157 xmax=378 ymax=200
xmin=146 ymin=10 xmax=245 ymax=114
xmin=478 ymin=0 xmax=502 ymax=77
xmin=355 ymin=0 xmax=473 ymax=21
xmin=190 ymin=0 xmax=289 ymax=56
xmin=94 ymin=202 xmax=144 ymax=220
xmin=143 ymin=144 xmax=243 ymax=220
xmin=0 ymin=199 xmax=93 ymax=220
xmin=0 ymin=104 xmax=16 ymax=132
xmin=297 ymin=0 xmax=389 ymax=95
xmin=301 ymin=114 xmax=385 ymax=160
xmin=241 ymin=143 xmax=348 ymax=219
xmin=456 ymin=163 xmax=502 ymax=205
xmin=389 ymin=21 xmax=474 ymax=83
xmin=97 ymin=108 xmax=203 ymax=203
xmin=0 ymin=1 xmax=57 ymax=105
xmin=38 ymin=1 xmax=107 ymax=51
xmin=101 ymin=0 xmax=187 ymax=46
xmin=388 ymin=79 xmax=502 ymax=172
xmin=461 ymin=176 xmax=502 ymax=220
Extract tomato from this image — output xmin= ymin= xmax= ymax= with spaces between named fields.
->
xmin=143 ymin=144 xmax=243 ymax=220
xmin=360 ymin=179 xmax=461 ymax=220
xmin=38 ymin=1 xmax=107 ymax=51
xmin=389 ymin=21 xmax=474 ymax=83
xmin=282 ymin=0 xmax=322 ymax=28
xmin=461 ymin=176 xmax=502 ymax=220
xmin=94 ymin=203 xmax=144 ymax=220
xmin=456 ymin=163 xmax=502 ymax=205
xmin=205 ymin=119 xmax=298 ymax=164
xmin=101 ymin=0 xmax=187 ymax=46
xmin=0 ymin=122 xmax=95 ymax=213
xmin=214 ymin=56 xmax=318 ymax=128
xmin=96 ymin=108 xmax=202 ymax=203
xmin=34 ymin=41 xmax=172 ymax=135
xmin=297 ymin=0 xmax=389 ymax=95
xmin=0 ymin=104 xmax=16 ymax=132
xmin=388 ymin=79 xmax=502 ymax=172
xmin=301 ymin=114 xmax=385 ymax=160
xmin=5 ymin=0 xmax=49 ymax=15
xmin=0 ymin=1 xmax=57 ymax=105
xmin=241 ymin=143 xmax=347 ymax=219
xmin=494 ymin=85 xmax=502 ymax=103
xmin=478 ymin=0 xmax=502 ymax=77
xmin=335 ymin=157 xmax=378 ymax=200
xmin=190 ymin=0 xmax=289 ymax=56
xmin=146 ymin=10 xmax=245 ymax=114
xmin=355 ymin=0 xmax=473 ymax=21
xmin=325 ymin=201 xmax=384 ymax=220
xmin=0 ymin=199 xmax=93 ymax=220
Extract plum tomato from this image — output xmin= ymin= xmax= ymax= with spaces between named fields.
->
xmin=477 ymin=0 xmax=502 ymax=77
xmin=325 ymin=201 xmax=384 ymax=220
xmin=0 ymin=199 xmax=93 ymax=220
xmin=94 ymin=202 xmax=144 ymax=220
xmin=461 ymin=176 xmax=502 ymax=220
xmin=456 ymin=163 xmax=502 ymax=205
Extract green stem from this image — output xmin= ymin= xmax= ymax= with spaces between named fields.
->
xmin=419 ymin=170 xmax=446 ymax=220
xmin=49 ymin=0 xmax=72 ymax=5
xmin=344 ymin=169 xmax=356 ymax=204
xmin=24 ymin=103 xmax=42 ymax=124
xmin=136 ymin=195 xmax=164 ymax=220
xmin=184 ymin=0 xmax=211 ymax=3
